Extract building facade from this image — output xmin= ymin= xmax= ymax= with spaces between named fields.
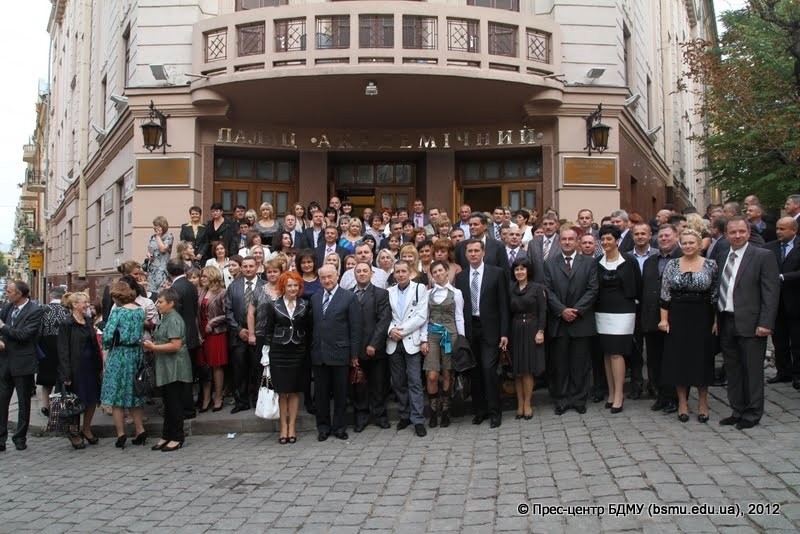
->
xmin=37 ymin=0 xmax=715 ymax=292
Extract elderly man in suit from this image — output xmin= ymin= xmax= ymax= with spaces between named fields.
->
xmin=311 ymin=265 xmax=362 ymax=441
xmin=544 ymin=228 xmax=599 ymax=414
xmin=527 ymin=213 xmax=561 ymax=282
xmin=717 ymin=217 xmax=780 ymax=430
xmin=766 ymin=217 xmax=800 ymax=389
xmin=456 ymin=239 xmax=510 ymax=428
xmin=167 ymin=259 xmax=201 ymax=419
xmin=351 ymin=263 xmax=392 ymax=431
xmin=387 ymin=260 xmax=430 ymax=437
xmin=226 ymin=256 xmax=265 ymax=413
xmin=0 ymin=281 xmax=43 ymax=451
xmin=455 ymin=212 xmax=507 ymax=269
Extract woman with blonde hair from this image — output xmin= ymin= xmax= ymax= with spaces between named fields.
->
xmin=339 ymin=217 xmax=362 ymax=254
xmin=251 ymin=245 xmax=267 ymax=278
xmin=685 ymin=213 xmax=712 ymax=253
xmin=176 ymin=240 xmax=200 ymax=271
xmin=388 ymin=244 xmax=429 ymax=286
xmin=433 ymin=216 xmax=452 ymax=242
xmin=376 ymin=248 xmax=396 ymax=278
xmin=197 ymin=267 xmax=228 ymax=412
xmin=324 ymin=252 xmax=342 ymax=274
xmin=254 ymin=202 xmax=279 ymax=247
xmin=244 ymin=209 xmax=257 ymax=228
xmin=147 ymin=216 xmax=174 ymax=292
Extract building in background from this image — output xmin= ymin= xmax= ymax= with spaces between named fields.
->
xmin=35 ymin=0 xmax=715 ymax=292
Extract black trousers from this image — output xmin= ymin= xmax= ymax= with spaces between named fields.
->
xmin=231 ymin=339 xmax=260 ymax=408
xmin=624 ymin=313 xmax=644 ymax=389
xmin=182 ymin=348 xmax=198 ymax=417
xmin=550 ymin=336 xmax=591 ymax=409
xmin=314 ymin=364 xmax=349 ymax=434
xmin=645 ymin=332 xmax=677 ymax=403
xmin=719 ymin=314 xmax=767 ymax=424
xmin=468 ymin=317 xmax=501 ymax=419
xmin=590 ymin=336 xmax=607 ymax=397
xmin=773 ymin=311 xmax=800 ymax=380
xmin=161 ymin=381 xmax=185 ymax=442
xmin=0 ymin=372 xmax=33 ymax=444
xmin=352 ymin=356 xmax=389 ymax=426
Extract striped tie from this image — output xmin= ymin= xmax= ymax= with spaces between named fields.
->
xmin=470 ymin=270 xmax=480 ymax=315
xmin=717 ymin=251 xmax=737 ymax=312
xmin=322 ymin=291 xmax=332 ymax=315
xmin=543 ymin=238 xmax=551 ymax=259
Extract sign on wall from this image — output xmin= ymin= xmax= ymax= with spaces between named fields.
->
xmin=562 ymin=156 xmax=617 ymax=187
xmin=136 ymin=158 xmax=190 ymax=187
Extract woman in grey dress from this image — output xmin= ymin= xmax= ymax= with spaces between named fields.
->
xmin=147 ymin=216 xmax=174 ymax=292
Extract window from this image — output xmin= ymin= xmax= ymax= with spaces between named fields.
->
xmin=332 ymin=162 xmax=415 ymax=185
xmin=236 ymin=0 xmax=287 ymax=9
xmin=359 ymin=15 xmax=394 ymax=48
xmin=215 ymin=158 xmax=297 ymax=182
xmin=448 ymin=19 xmax=479 ymax=52
xmin=316 ymin=16 xmax=350 ymax=49
xmin=467 ymin=0 xmax=519 ymax=11
xmin=238 ymin=22 xmax=265 ymax=56
xmin=403 ymin=16 xmax=437 ymax=50
xmin=488 ymin=23 xmax=516 ymax=57
xmin=275 ymin=18 xmax=306 ymax=52
xmin=460 ymin=158 xmax=542 ymax=183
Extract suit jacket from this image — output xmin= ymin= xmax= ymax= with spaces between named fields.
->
xmin=198 ymin=288 xmax=228 ymax=336
xmin=455 ymin=237 xmax=507 ymax=270
xmin=315 ymin=242 xmax=349 ymax=267
xmin=723 ymin=245 xmax=780 ymax=335
xmin=354 ymin=284 xmax=391 ymax=359
xmin=410 ymin=213 xmax=430 ymax=229
xmin=226 ymin=276 xmax=265 ymax=336
xmin=0 ymin=300 xmax=43 ymax=376
xmin=310 ymin=286 xmax=362 ymax=366
xmin=264 ymin=297 xmax=311 ymax=346
xmin=543 ymin=253 xmax=599 ymax=338
xmin=57 ymin=316 xmax=103 ymax=393
xmin=709 ymin=236 xmax=730 ymax=270
xmin=618 ymin=231 xmax=634 ymax=253
xmin=487 ymin=222 xmax=504 ymax=240
xmin=640 ymin=248 xmax=683 ymax=333
xmin=287 ymin=228 xmax=310 ymax=250
xmin=527 ymin=235 xmax=562 ymax=283
xmin=303 ymin=226 xmax=325 ymax=249
xmin=765 ymin=237 xmax=800 ymax=318
xmin=753 ymin=222 xmax=777 ymax=244
xmin=386 ymin=282 xmax=429 ymax=355
xmin=171 ymin=277 xmax=200 ymax=350
xmin=204 ymin=217 xmax=238 ymax=263
xmin=455 ymin=263 xmax=510 ymax=344
xmin=180 ymin=223 xmax=208 ymax=259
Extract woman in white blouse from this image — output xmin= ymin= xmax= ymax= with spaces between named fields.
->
xmin=420 ymin=260 xmax=465 ymax=429
xmin=204 ymin=241 xmax=229 ymax=277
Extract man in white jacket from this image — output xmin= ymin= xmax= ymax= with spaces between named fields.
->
xmin=386 ymin=260 xmax=430 ymax=437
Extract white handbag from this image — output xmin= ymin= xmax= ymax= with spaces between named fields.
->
xmin=254 ymin=367 xmax=280 ymax=420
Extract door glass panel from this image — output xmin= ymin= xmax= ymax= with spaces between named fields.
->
xmin=276 ymin=192 xmax=289 ymax=215
xmin=237 ymin=160 xmax=254 ymax=179
xmin=464 ymin=163 xmax=480 ymax=182
xmin=509 ymin=191 xmax=521 ymax=211
xmin=381 ymin=194 xmax=393 ymax=209
xmin=236 ymin=191 xmax=248 ymax=208
xmin=376 ymin=165 xmax=393 ymax=184
xmin=339 ymin=165 xmax=354 ymax=184
xmin=524 ymin=190 xmax=536 ymax=208
xmin=261 ymin=191 xmax=274 ymax=206
xmin=396 ymin=194 xmax=408 ymax=208
xmin=221 ymin=190 xmax=233 ymax=212
xmin=524 ymin=159 xmax=540 ymax=177
xmin=277 ymin=162 xmax=292 ymax=182
xmin=257 ymin=161 xmax=274 ymax=180
xmin=485 ymin=161 xmax=500 ymax=180
xmin=216 ymin=158 xmax=234 ymax=179
xmin=396 ymin=165 xmax=412 ymax=184
xmin=357 ymin=165 xmax=373 ymax=184
xmin=504 ymin=160 xmax=521 ymax=179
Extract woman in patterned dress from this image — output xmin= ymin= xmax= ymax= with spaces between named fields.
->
xmin=147 ymin=216 xmax=174 ymax=292
xmin=101 ymin=281 xmax=147 ymax=449
xmin=37 ymin=286 xmax=70 ymax=416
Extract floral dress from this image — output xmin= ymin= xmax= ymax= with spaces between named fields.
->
xmin=147 ymin=232 xmax=174 ymax=292
xmin=100 ymin=306 xmax=146 ymax=407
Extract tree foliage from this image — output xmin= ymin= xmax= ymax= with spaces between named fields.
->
xmin=682 ymin=0 xmax=800 ymax=206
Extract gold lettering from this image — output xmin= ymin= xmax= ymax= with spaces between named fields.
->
xmin=317 ymin=134 xmax=331 ymax=149
xmin=281 ymin=133 xmax=296 ymax=148
xmin=475 ymin=132 xmax=490 ymax=146
xmin=249 ymin=130 xmax=261 ymax=145
xmin=233 ymin=129 xmax=249 ymax=144
xmin=498 ymin=130 xmax=513 ymax=145
xmin=263 ymin=133 xmax=277 ymax=146
xmin=399 ymin=135 xmax=412 ymax=149
xmin=443 ymin=133 xmax=450 ymax=149
xmin=337 ymin=134 xmax=354 ymax=149
xmin=519 ymin=128 xmax=537 ymax=145
xmin=418 ymin=135 xmax=437 ymax=149
xmin=217 ymin=128 xmax=233 ymax=143
xmin=456 ymin=132 xmax=470 ymax=147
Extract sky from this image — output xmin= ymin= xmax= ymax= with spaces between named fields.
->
xmin=0 ymin=0 xmax=750 ymax=254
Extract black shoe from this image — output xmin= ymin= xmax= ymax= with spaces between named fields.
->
xmin=515 ymin=414 xmax=523 ymax=420
xmin=697 ymin=414 xmax=709 ymax=424
xmin=735 ymin=420 xmax=758 ymax=430
xmin=396 ymin=419 xmax=411 ymax=430
xmin=199 ymin=407 xmax=209 ymax=413
xmin=230 ymin=405 xmax=249 ymax=414
xmin=317 ymin=432 xmax=330 ymax=442
xmin=610 ymin=404 xmax=623 ymax=414
xmin=554 ymin=406 xmax=567 ymax=415
xmin=471 ymin=414 xmax=486 ymax=425
xmin=604 ymin=402 xmax=613 ymax=409
xmin=650 ymin=400 xmax=667 ymax=411
xmin=440 ymin=413 xmax=450 ymax=427
xmin=377 ymin=420 xmax=391 ymax=429
xmin=132 ymin=432 xmax=147 ymax=445
xmin=767 ymin=375 xmax=791 ymax=384
xmin=414 ymin=424 xmax=427 ymax=437
xmin=353 ymin=424 xmax=366 ymax=433
xmin=12 ymin=441 xmax=27 ymax=451
xmin=662 ymin=402 xmax=678 ymax=414
xmin=489 ymin=416 xmax=501 ymax=428
xmin=212 ymin=404 xmax=224 ymax=412
xmin=162 ymin=441 xmax=184 ymax=452
xmin=719 ymin=416 xmax=740 ymax=426
xmin=41 ymin=407 xmax=49 ymax=417
xmin=333 ymin=431 xmax=348 ymax=441
xmin=151 ymin=441 xmax=167 ymax=451
xmin=115 ymin=436 xmax=127 ymax=449
xmin=80 ymin=431 xmax=99 ymax=445
xmin=429 ymin=413 xmax=438 ymax=428
xmin=678 ymin=413 xmax=689 ymax=423
xmin=575 ymin=405 xmax=587 ymax=414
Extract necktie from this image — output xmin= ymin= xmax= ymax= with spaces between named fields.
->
xmin=494 ymin=225 xmax=501 ymax=240
xmin=718 ymin=251 xmax=737 ymax=312
xmin=244 ymin=281 xmax=254 ymax=308
xmin=356 ymin=288 xmax=365 ymax=303
xmin=10 ymin=307 xmax=19 ymax=326
xmin=327 ymin=246 xmax=334 ymax=255
xmin=471 ymin=270 xmax=480 ymax=315
xmin=565 ymin=256 xmax=572 ymax=273
xmin=323 ymin=291 xmax=332 ymax=315
xmin=508 ymin=249 xmax=517 ymax=264
xmin=543 ymin=238 xmax=551 ymax=259
xmin=781 ymin=243 xmax=788 ymax=262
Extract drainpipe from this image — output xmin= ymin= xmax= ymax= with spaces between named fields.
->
xmin=77 ymin=0 xmax=93 ymax=280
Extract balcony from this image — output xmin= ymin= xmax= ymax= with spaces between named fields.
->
xmin=25 ymin=169 xmax=46 ymax=193
xmin=23 ymin=143 xmax=38 ymax=164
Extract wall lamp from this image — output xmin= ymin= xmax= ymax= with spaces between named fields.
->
xmin=141 ymin=100 xmax=170 ymax=153
xmin=584 ymin=104 xmax=611 ymax=156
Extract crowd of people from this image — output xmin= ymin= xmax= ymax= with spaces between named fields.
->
xmin=0 ymin=193 xmax=798 ymax=451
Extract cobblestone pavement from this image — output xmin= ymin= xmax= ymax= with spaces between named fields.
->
xmin=1 ymin=382 xmax=799 ymax=534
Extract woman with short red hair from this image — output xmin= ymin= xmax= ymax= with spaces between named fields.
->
xmin=261 ymin=270 xmax=311 ymax=444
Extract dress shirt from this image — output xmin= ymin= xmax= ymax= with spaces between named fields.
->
xmin=469 ymin=263 xmax=485 ymax=316
xmin=458 ymin=221 xmax=470 ymax=236
xmin=429 ymin=283 xmax=465 ymax=336
xmin=632 ymin=246 xmax=652 ymax=272
xmin=657 ymin=247 xmax=680 ymax=276
xmin=506 ymin=246 xmax=522 ymax=264
xmin=339 ymin=266 xmax=389 ymax=290
xmin=542 ymin=235 xmax=555 ymax=256
xmin=396 ymin=283 xmax=412 ymax=313
xmin=721 ymin=242 xmax=748 ymax=313
xmin=562 ymin=252 xmax=576 ymax=268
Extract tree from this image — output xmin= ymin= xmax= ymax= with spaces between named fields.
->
xmin=682 ymin=1 xmax=800 ymax=207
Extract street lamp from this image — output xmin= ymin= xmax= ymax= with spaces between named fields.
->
xmin=141 ymin=100 xmax=171 ymax=153
xmin=584 ymin=104 xmax=611 ymax=156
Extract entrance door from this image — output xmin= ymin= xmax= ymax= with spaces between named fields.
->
xmin=214 ymin=182 xmax=295 ymax=217
xmin=463 ymin=187 xmax=502 ymax=214
xmin=502 ymin=183 xmax=542 ymax=213
xmin=331 ymin=161 xmax=417 ymax=212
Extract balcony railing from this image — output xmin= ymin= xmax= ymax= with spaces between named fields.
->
xmin=25 ymin=170 xmax=46 ymax=193
xmin=23 ymin=143 xmax=38 ymax=164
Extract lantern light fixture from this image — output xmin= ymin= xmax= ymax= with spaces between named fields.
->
xmin=584 ymin=103 xmax=611 ymax=156
xmin=141 ymin=100 xmax=170 ymax=153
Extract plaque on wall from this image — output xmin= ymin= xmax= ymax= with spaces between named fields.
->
xmin=562 ymin=156 xmax=617 ymax=187
xmin=136 ymin=158 xmax=191 ymax=187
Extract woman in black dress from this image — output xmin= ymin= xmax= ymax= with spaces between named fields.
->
xmin=57 ymin=292 xmax=103 ymax=449
xmin=262 ymin=271 xmax=311 ymax=444
xmin=659 ymin=229 xmax=718 ymax=423
xmin=509 ymin=257 xmax=547 ymax=419
xmin=595 ymin=225 xmax=641 ymax=413
xmin=37 ymin=286 xmax=70 ymax=417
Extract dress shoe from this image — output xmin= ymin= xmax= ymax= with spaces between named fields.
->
xmin=230 ymin=405 xmax=249 ymax=414
xmin=396 ymin=419 xmax=411 ymax=430
xmin=377 ymin=420 xmax=391 ymax=429
xmin=151 ymin=441 xmax=167 ymax=451
xmin=610 ymin=404 xmax=623 ymax=414
xmin=414 ymin=424 xmax=427 ymax=437
xmin=115 ymin=436 xmax=127 ymax=449
xmin=662 ymin=402 xmax=678 ymax=414
xmin=317 ymin=432 xmax=330 ymax=442
xmin=697 ymin=414 xmax=709 ymax=424
xmin=333 ymin=431 xmax=349 ymax=441
xmin=719 ymin=416 xmax=741 ymax=426
xmin=353 ymin=424 xmax=366 ymax=433
xmin=428 ymin=413 xmax=438 ymax=428
xmin=490 ymin=417 xmax=501 ymax=428
xmin=212 ymin=404 xmax=224 ymax=412
xmin=162 ymin=441 xmax=184 ymax=452
xmin=440 ymin=413 xmax=450 ymax=427
xmin=554 ymin=406 xmax=567 ymax=416
xmin=794 ymin=380 xmax=800 ymax=391
xmin=604 ymin=402 xmax=613 ymax=409
xmin=13 ymin=441 xmax=27 ymax=451
xmin=515 ymin=413 xmax=523 ymax=420
xmin=650 ymin=400 xmax=667 ymax=411
xmin=767 ymin=375 xmax=791 ymax=384
xmin=471 ymin=414 xmax=486 ymax=425
xmin=80 ymin=431 xmax=99 ymax=445
xmin=575 ymin=405 xmax=587 ymax=414
xmin=131 ymin=432 xmax=147 ymax=445
xmin=678 ymin=413 xmax=689 ymax=423
xmin=735 ymin=420 xmax=758 ymax=430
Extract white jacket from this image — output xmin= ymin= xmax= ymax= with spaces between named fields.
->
xmin=386 ymin=281 xmax=429 ymax=355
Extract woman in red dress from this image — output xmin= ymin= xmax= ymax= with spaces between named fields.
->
xmin=197 ymin=266 xmax=229 ymax=412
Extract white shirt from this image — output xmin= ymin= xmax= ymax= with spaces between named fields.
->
xmin=469 ymin=263 xmax=485 ymax=316
xmin=632 ymin=246 xmax=652 ymax=272
xmin=429 ymin=283 xmax=466 ymax=336
xmin=722 ymin=242 xmax=748 ymax=313
xmin=459 ymin=220 xmax=470 ymax=236
xmin=506 ymin=247 xmax=522 ymax=264
xmin=339 ymin=266 xmax=389 ymax=290
xmin=542 ymin=235 xmax=555 ymax=254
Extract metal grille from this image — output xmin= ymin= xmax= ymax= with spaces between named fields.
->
xmin=238 ymin=22 xmax=265 ymax=56
xmin=488 ymin=23 xmax=516 ymax=57
xmin=316 ymin=16 xmax=350 ymax=49
xmin=447 ymin=19 xmax=479 ymax=52
xmin=526 ymin=29 xmax=549 ymax=63
xmin=359 ymin=15 xmax=394 ymax=49
xmin=402 ymin=16 xmax=437 ymax=50
xmin=205 ymin=29 xmax=228 ymax=62
xmin=275 ymin=18 xmax=307 ymax=52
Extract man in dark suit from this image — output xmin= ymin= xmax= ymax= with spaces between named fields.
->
xmin=611 ymin=210 xmax=634 ymax=253
xmin=455 ymin=212 xmax=507 ymax=269
xmin=717 ymin=217 xmax=780 ymax=430
xmin=283 ymin=213 xmax=309 ymax=250
xmin=0 ymin=281 xmax=43 ymax=451
xmin=304 ymin=209 xmax=326 ymax=249
xmin=167 ymin=260 xmax=200 ymax=419
xmin=311 ymin=265 xmax=362 ymax=441
xmin=410 ymin=199 xmax=430 ymax=229
xmin=784 ymin=194 xmax=800 ymax=225
xmin=527 ymin=213 xmax=562 ymax=282
xmin=225 ymin=257 xmax=264 ymax=413
xmin=351 ymin=263 xmax=392 ymax=431
xmin=455 ymin=239 xmax=510 ymax=428
xmin=487 ymin=206 xmax=507 ymax=241
xmin=544 ymin=229 xmax=599 ymax=414
xmin=504 ymin=227 xmax=524 ymax=272
xmin=315 ymin=225 xmax=349 ymax=267
xmin=640 ymin=224 xmax=682 ymax=413
xmin=766 ymin=217 xmax=800 ymax=389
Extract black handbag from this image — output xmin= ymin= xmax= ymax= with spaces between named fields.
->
xmin=134 ymin=358 xmax=156 ymax=397
xmin=451 ymin=335 xmax=476 ymax=372
xmin=56 ymin=384 xmax=86 ymax=420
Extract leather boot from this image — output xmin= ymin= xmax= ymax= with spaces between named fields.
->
xmin=440 ymin=389 xmax=451 ymax=428
xmin=428 ymin=396 xmax=439 ymax=428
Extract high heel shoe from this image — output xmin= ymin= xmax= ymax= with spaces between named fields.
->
xmin=115 ymin=435 xmax=127 ymax=449
xmin=288 ymin=436 xmax=297 ymax=444
xmin=279 ymin=437 xmax=289 ymax=445
xmin=678 ymin=413 xmax=690 ymax=423
xmin=515 ymin=413 xmax=523 ymax=420
xmin=68 ymin=433 xmax=86 ymax=450
xmin=132 ymin=432 xmax=147 ymax=445
xmin=212 ymin=404 xmax=224 ymax=412
xmin=151 ymin=440 xmax=167 ymax=451
xmin=697 ymin=414 xmax=709 ymax=424
xmin=161 ymin=441 xmax=183 ymax=452
xmin=610 ymin=404 xmax=623 ymax=414
xmin=604 ymin=402 xmax=613 ymax=409
xmin=80 ymin=431 xmax=99 ymax=445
